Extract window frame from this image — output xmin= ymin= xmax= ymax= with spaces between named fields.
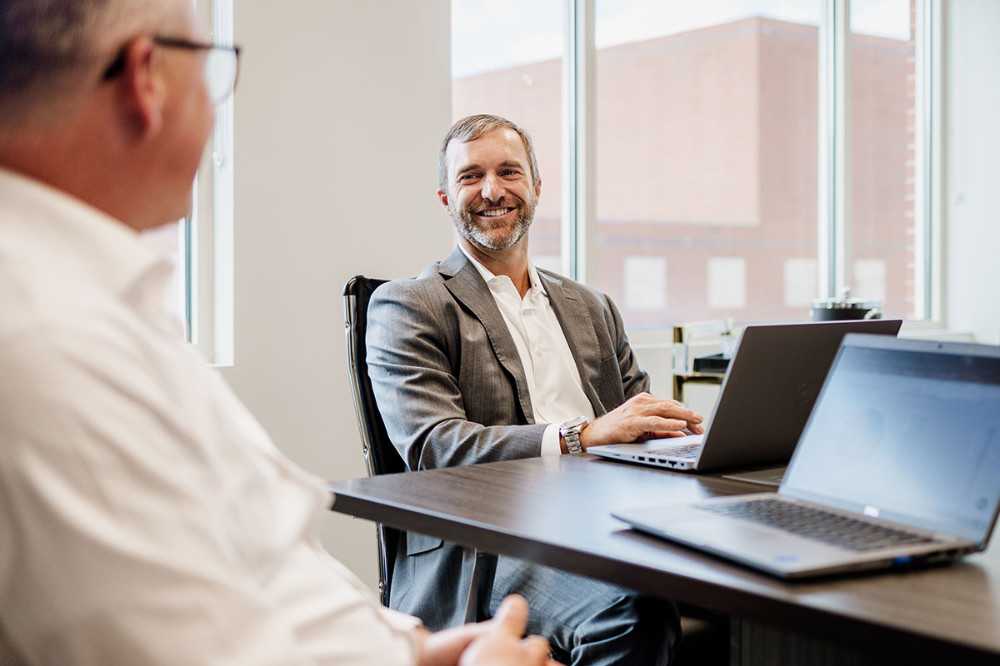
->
xmin=188 ymin=0 xmax=235 ymax=365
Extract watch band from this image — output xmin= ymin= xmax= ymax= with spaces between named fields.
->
xmin=560 ymin=416 xmax=589 ymax=455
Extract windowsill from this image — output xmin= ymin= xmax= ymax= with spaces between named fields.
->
xmin=627 ymin=323 xmax=976 ymax=347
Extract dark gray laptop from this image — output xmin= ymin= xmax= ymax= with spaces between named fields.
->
xmin=613 ymin=334 xmax=1000 ymax=578
xmin=588 ymin=319 xmax=902 ymax=472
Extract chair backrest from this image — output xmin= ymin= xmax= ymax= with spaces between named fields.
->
xmin=343 ymin=275 xmax=406 ymax=606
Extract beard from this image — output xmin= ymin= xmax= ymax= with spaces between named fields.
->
xmin=450 ymin=194 xmax=537 ymax=251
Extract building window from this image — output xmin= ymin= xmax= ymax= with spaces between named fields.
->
xmin=624 ymin=256 xmax=669 ymax=311
xmin=708 ymin=257 xmax=747 ymax=310
xmin=784 ymin=257 xmax=819 ymax=307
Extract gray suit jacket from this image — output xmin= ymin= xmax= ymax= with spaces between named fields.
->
xmin=366 ymin=247 xmax=649 ymax=627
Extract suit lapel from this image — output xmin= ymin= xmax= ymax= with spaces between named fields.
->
xmin=539 ymin=271 xmax=606 ymax=413
xmin=439 ymin=248 xmax=537 ymax=423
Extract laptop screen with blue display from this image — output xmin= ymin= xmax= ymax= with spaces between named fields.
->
xmin=782 ymin=334 xmax=1000 ymax=545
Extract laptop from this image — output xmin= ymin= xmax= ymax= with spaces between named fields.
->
xmin=588 ymin=319 xmax=902 ymax=472
xmin=612 ymin=334 xmax=1000 ymax=578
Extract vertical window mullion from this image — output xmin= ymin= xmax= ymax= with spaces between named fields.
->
xmin=818 ymin=0 xmax=852 ymax=299
xmin=914 ymin=0 xmax=942 ymax=322
xmin=209 ymin=0 xmax=234 ymax=365
xmin=562 ymin=0 xmax=596 ymax=284
xmin=190 ymin=0 xmax=235 ymax=365
xmin=183 ymin=213 xmax=193 ymax=339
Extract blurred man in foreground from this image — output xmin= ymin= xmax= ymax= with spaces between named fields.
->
xmin=0 ymin=2 xmax=558 ymax=664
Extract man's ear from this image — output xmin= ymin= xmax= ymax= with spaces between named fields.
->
xmin=534 ymin=178 xmax=542 ymax=199
xmin=119 ymin=36 xmax=164 ymax=138
xmin=437 ymin=188 xmax=450 ymax=210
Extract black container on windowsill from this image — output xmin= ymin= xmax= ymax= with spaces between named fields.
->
xmin=810 ymin=287 xmax=882 ymax=321
xmin=692 ymin=353 xmax=730 ymax=373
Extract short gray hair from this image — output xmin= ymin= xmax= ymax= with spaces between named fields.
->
xmin=438 ymin=114 xmax=541 ymax=192
xmin=0 ymin=0 xmax=178 ymax=127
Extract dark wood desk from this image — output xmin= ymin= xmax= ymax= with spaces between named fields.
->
xmin=329 ymin=455 xmax=1000 ymax=665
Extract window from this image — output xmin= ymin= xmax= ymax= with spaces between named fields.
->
xmin=593 ymin=1 xmax=823 ymax=326
xmin=849 ymin=0 xmax=922 ymax=319
xmin=140 ymin=0 xmax=234 ymax=363
xmin=450 ymin=0 xmax=940 ymax=329
xmin=450 ymin=0 xmax=564 ymax=273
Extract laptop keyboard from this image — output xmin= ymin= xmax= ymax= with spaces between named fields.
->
xmin=696 ymin=498 xmax=937 ymax=551
xmin=645 ymin=443 xmax=702 ymax=460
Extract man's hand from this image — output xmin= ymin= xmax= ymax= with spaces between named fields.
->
xmin=458 ymin=595 xmax=561 ymax=666
xmin=580 ymin=392 xmax=704 ymax=449
xmin=417 ymin=595 xmax=563 ymax=666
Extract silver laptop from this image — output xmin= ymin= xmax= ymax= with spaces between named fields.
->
xmin=589 ymin=319 xmax=902 ymax=472
xmin=613 ymin=334 xmax=1000 ymax=578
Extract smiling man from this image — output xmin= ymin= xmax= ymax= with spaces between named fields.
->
xmin=444 ymin=126 xmax=538 ymax=258
xmin=366 ymin=114 xmax=705 ymax=665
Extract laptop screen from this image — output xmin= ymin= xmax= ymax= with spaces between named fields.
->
xmin=782 ymin=334 xmax=1000 ymax=544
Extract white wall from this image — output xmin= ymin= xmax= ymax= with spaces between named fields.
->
xmin=945 ymin=0 xmax=1000 ymax=344
xmin=226 ymin=0 xmax=453 ymax=589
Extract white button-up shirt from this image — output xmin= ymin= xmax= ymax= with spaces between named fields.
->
xmin=460 ymin=248 xmax=595 ymax=455
xmin=0 ymin=169 xmax=421 ymax=665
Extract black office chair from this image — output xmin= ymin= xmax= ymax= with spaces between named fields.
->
xmin=342 ymin=275 xmax=495 ymax=620
xmin=343 ymin=275 xmax=399 ymax=606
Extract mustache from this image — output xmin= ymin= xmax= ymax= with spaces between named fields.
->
xmin=472 ymin=197 xmax=515 ymax=211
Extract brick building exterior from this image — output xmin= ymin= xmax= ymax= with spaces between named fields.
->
xmin=454 ymin=17 xmax=912 ymax=327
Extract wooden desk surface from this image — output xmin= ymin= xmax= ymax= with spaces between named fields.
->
xmin=329 ymin=455 xmax=1000 ymax=665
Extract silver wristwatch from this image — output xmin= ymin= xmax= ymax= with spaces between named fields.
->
xmin=560 ymin=416 xmax=589 ymax=455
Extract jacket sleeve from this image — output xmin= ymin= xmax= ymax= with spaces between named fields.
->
xmin=366 ymin=279 xmax=546 ymax=471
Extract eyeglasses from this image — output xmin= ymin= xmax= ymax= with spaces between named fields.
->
xmin=103 ymin=36 xmax=241 ymax=105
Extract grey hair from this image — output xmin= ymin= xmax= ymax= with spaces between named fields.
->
xmin=438 ymin=114 xmax=541 ymax=192
xmin=0 ymin=0 xmax=179 ymax=127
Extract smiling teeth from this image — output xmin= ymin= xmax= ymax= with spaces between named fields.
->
xmin=480 ymin=209 xmax=510 ymax=217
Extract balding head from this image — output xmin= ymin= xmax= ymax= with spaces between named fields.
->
xmin=0 ymin=0 xmax=215 ymax=232
xmin=0 ymin=0 xmax=181 ymax=130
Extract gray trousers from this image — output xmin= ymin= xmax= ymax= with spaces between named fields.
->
xmin=489 ymin=555 xmax=681 ymax=666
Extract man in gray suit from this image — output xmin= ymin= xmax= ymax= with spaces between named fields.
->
xmin=367 ymin=114 xmax=705 ymax=665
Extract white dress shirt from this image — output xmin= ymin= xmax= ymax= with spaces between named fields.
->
xmin=0 ymin=169 xmax=421 ymax=665
xmin=460 ymin=248 xmax=595 ymax=455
